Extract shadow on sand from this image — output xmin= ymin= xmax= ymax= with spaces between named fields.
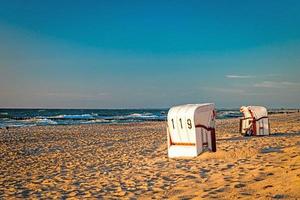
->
xmin=218 ymin=132 xmax=300 ymax=142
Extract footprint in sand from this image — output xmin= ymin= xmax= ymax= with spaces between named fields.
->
xmin=178 ymin=195 xmax=197 ymax=200
xmin=203 ymin=186 xmax=217 ymax=193
xmin=166 ymin=189 xmax=183 ymax=197
xmin=266 ymin=172 xmax=274 ymax=176
xmin=273 ymin=194 xmax=286 ymax=199
xmin=185 ymin=175 xmax=197 ymax=180
xmin=223 ymin=176 xmax=232 ymax=181
xmin=214 ymin=187 xmax=225 ymax=193
xmin=240 ymin=192 xmax=252 ymax=196
xmin=238 ymin=172 xmax=246 ymax=177
xmin=263 ymin=185 xmax=273 ymax=189
xmin=234 ymin=183 xmax=246 ymax=188
xmin=199 ymin=168 xmax=210 ymax=179
xmin=254 ymin=176 xmax=265 ymax=182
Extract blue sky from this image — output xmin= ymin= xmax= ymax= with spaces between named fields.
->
xmin=0 ymin=0 xmax=300 ymax=108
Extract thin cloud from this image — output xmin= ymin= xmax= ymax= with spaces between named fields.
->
xmin=254 ymin=81 xmax=300 ymax=88
xmin=226 ymin=75 xmax=255 ymax=79
xmin=202 ymin=86 xmax=277 ymax=96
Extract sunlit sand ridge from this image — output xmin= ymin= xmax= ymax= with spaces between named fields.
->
xmin=0 ymin=113 xmax=300 ymax=199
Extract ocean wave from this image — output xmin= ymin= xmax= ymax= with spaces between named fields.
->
xmin=20 ymin=118 xmax=58 ymax=125
xmin=0 ymin=112 xmax=9 ymax=119
xmin=218 ymin=111 xmax=241 ymax=118
xmin=128 ymin=113 xmax=144 ymax=117
xmin=104 ymin=112 xmax=166 ymax=121
xmin=48 ymin=114 xmax=96 ymax=120
xmin=127 ymin=113 xmax=159 ymax=118
xmin=80 ymin=119 xmax=110 ymax=124
xmin=13 ymin=124 xmax=37 ymax=128
xmin=36 ymin=118 xmax=58 ymax=125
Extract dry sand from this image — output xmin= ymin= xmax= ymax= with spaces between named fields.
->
xmin=1 ymin=113 xmax=300 ymax=199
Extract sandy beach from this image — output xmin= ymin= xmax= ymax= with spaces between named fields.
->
xmin=1 ymin=112 xmax=300 ymax=199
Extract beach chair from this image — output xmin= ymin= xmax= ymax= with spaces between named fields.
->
xmin=167 ymin=103 xmax=217 ymax=158
xmin=240 ymin=106 xmax=270 ymax=136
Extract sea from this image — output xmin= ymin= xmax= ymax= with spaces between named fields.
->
xmin=0 ymin=108 xmax=296 ymax=128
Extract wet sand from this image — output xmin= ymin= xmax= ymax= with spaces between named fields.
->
xmin=1 ymin=113 xmax=300 ymax=199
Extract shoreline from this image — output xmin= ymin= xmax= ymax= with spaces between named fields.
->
xmin=1 ymin=112 xmax=300 ymax=199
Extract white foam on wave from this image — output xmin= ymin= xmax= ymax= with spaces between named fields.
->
xmin=50 ymin=114 xmax=95 ymax=119
xmin=127 ymin=113 xmax=158 ymax=118
xmin=80 ymin=119 xmax=110 ymax=124
xmin=20 ymin=118 xmax=58 ymax=125
xmin=128 ymin=113 xmax=143 ymax=117
xmin=36 ymin=118 xmax=58 ymax=125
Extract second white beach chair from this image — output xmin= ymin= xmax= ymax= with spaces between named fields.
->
xmin=167 ymin=103 xmax=217 ymax=158
xmin=240 ymin=106 xmax=270 ymax=136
